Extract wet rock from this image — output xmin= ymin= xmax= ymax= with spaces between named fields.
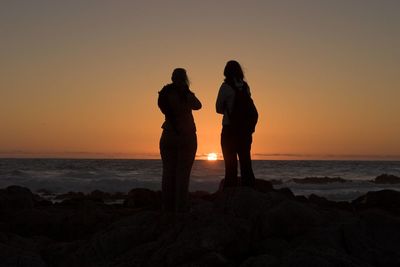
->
xmin=291 ymin=177 xmax=347 ymax=184
xmin=36 ymin=188 xmax=54 ymax=196
xmin=88 ymin=189 xmax=111 ymax=201
xmin=54 ymin=191 xmax=85 ymax=201
xmin=373 ymin=173 xmax=400 ymax=184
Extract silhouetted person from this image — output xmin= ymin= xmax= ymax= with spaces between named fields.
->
xmin=158 ymin=68 xmax=202 ymax=212
xmin=216 ymin=60 xmax=258 ymax=188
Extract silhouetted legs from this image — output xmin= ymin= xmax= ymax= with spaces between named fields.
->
xmin=221 ymin=127 xmax=239 ymax=187
xmin=221 ymin=126 xmax=255 ymax=188
xmin=238 ymin=134 xmax=255 ymax=187
xmin=160 ymin=131 xmax=197 ymax=212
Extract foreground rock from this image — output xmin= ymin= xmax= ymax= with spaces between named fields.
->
xmin=0 ymin=184 xmax=400 ymax=266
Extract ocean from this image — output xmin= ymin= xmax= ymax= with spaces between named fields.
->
xmin=1 ymin=159 xmax=400 ymax=201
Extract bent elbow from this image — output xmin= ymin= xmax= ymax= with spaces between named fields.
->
xmin=193 ymin=102 xmax=202 ymax=110
xmin=216 ymin=103 xmax=224 ymax=114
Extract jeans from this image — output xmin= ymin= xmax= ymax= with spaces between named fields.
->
xmin=221 ymin=126 xmax=255 ymax=188
xmin=160 ymin=130 xmax=197 ymax=212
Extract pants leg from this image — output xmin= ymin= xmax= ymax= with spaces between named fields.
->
xmin=238 ymin=133 xmax=255 ymax=187
xmin=221 ymin=126 xmax=238 ymax=188
xmin=160 ymin=131 xmax=178 ymax=211
xmin=175 ymin=133 xmax=197 ymax=212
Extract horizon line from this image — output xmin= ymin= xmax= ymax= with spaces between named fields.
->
xmin=0 ymin=151 xmax=399 ymax=161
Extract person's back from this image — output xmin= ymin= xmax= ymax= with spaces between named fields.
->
xmin=216 ymin=60 xmax=257 ymax=188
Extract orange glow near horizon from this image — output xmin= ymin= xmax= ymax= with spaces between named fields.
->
xmin=1 ymin=2 xmax=400 ymax=160
xmin=207 ymin=153 xmax=218 ymax=161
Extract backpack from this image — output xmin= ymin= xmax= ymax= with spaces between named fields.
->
xmin=228 ymin=82 xmax=258 ymax=134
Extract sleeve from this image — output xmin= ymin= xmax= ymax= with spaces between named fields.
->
xmin=188 ymin=91 xmax=202 ymax=110
xmin=216 ymin=83 xmax=234 ymax=114
xmin=216 ymin=84 xmax=227 ymax=114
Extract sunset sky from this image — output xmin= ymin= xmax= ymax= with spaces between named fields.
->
xmin=1 ymin=1 xmax=399 ymax=160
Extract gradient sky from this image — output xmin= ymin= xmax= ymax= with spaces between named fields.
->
xmin=1 ymin=0 xmax=399 ymax=159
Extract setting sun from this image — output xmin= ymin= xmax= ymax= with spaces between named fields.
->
xmin=207 ymin=153 xmax=218 ymax=161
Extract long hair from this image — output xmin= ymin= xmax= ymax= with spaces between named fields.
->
xmin=224 ymin=60 xmax=244 ymax=82
xmin=171 ymin=68 xmax=190 ymax=87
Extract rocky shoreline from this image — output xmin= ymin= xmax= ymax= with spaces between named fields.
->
xmin=1 ymin=179 xmax=400 ymax=267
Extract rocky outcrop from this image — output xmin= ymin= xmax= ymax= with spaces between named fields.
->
xmin=373 ymin=174 xmax=400 ymax=184
xmin=1 ymin=185 xmax=400 ymax=266
xmin=124 ymin=188 xmax=161 ymax=209
xmin=352 ymin=189 xmax=400 ymax=214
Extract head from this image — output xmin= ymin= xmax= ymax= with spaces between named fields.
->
xmin=224 ymin=60 xmax=244 ymax=81
xmin=171 ymin=68 xmax=190 ymax=87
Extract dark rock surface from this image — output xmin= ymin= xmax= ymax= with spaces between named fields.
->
xmin=373 ymin=174 xmax=400 ymax=184
xmin=0 ymin=184 xmax=400 ymax=266
xmin=291 ymin=177 xmax=347 ymax=184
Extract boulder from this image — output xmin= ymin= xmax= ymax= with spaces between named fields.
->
xmin=308 ymin=194 xmax=353 ymax=211
xmin=0 ymin=186 xmax=35 ymax=214
xmin=0 ymin=232 xmax=47 ymax=267
xmin=274 ymin=187 xmax=296 ymax=199
xmin=340 ymin=214 xmax=400 ymax=267
xmin=352 ymin=190 xmax=400 ymax=214
xmin=124 ymin=188 xmax=161 ymax=209
xmin=254 ymin=179 xmax=274 ymax=193
xmin=262 ymin=199 xmax=323 ymax=238
xmin=213 ymin=187 xmax=274 ymax=221
xmin=148 ymin=212 xmax=252 ymax=266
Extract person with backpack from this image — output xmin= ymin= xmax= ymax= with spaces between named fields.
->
xmin=158 ymin=68 xmax=202 ymax=212
xmin=216 ymin=60 xmax=258 ymax=188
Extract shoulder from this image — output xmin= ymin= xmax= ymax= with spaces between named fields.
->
xmin=160 ymin=83 xmax=174 ymax=93
xmin=219 ymin=82 xmax=235 ymax=94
